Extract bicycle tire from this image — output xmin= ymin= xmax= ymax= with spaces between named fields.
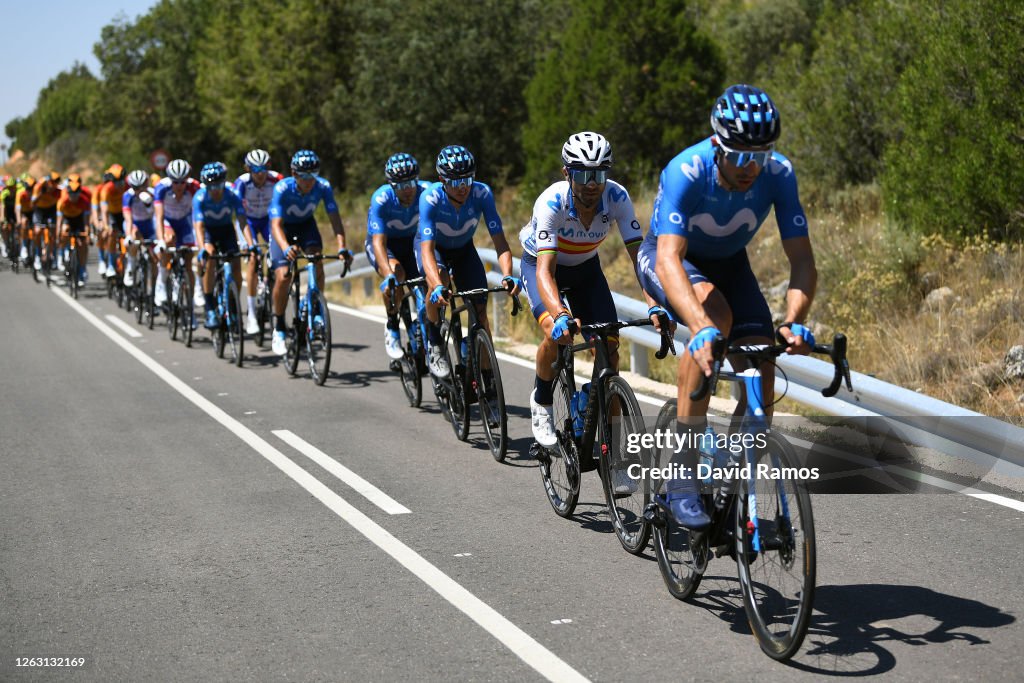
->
xmin=212 ymin=279 xmax=226 ymax=358
xmin=168 ymin=273 xmax=180 ymax=341
xmin=68 ymin=249 xmax=80 ymax=299
xmin=133 ymin=263 xmax=145 ymax=324
xmin=473 ymin=330 xmax=507 ymax=462
xmin=600 ymin=376 xmax=651 ymax=555
xmin=651 ymin=399 xmax=706 ymax=600
xmin=181 ymin=277 xmax=194 ymax=348
xmin=284 ymin=279 xmax=301 ymax=376
xmin=734 ymin=432 xmax=816 ymax=661
xmin=540 ymin=350 xmax=581 ymax=518
xmin=43 ymin=246 xmax=51 ymax=288
xmin=227 ymin=284 xmax=244 ymax=367
xmin=306 ymin=291 xmax=331 ymax=385
xmin=446 ymin=320 xmax=470 ymax=441
xmin=146 ymin=268 xmax=156 ymax=330
xmin=255 ymin=274 xmax=268 ymax=348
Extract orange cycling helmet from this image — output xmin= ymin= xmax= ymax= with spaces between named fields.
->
xmin=67 ymin=173 xmax=83 ymax=192
xmin=107 ymin=164 xmax=126 ymax=181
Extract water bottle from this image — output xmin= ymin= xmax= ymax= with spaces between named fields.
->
xmin=572 ymin=382 xmax=590 ymax=438
xmin=460 ymin=338 xmax=469 ymax=361
xmin=697 ymin=425 xmax=717 ymax=488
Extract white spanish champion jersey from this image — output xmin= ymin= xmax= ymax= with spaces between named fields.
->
xmin=519 ymin=179 xmax=643 ymax=266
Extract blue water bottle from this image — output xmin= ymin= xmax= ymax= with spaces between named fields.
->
xmin=572 ymin=382 xmax=590 ymax=438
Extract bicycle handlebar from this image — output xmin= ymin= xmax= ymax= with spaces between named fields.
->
xmin=438 ymin=285 xmax=522 ymax=317
xmin=689 ymin=332 xmax=853 ymax=402
xmin=550 ymin=313 xmax=675 ymax=369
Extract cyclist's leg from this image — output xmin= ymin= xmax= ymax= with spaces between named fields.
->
xmin=245 ymin=217 xmax=269 ymax=313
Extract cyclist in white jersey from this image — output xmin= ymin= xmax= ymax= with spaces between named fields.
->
xmin=519 ymin=132 xmax=670 ymax=475
xmin=154 ymin=159 xmax=202 ymax=311
xmin=234 ymin=149 xmax=283 ymax=334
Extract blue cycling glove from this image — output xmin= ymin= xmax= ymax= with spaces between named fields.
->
xmin=502 ymin=275 xmax=521 ymax=294
xmin=430 ymin=285 xmax=447 ymax=304
xmin=338 ymin=248 xmax=353 ymax=261
xmin=687 ymin=326 xmax=720 ymax=356
xmin=648 ymin=305 xmax=670 ymax=321
xmin=380 ymin=274 xmax=398 ymax=293
xmin=551 ymin=313 xmax=574 ymax=341
xmin=785 ymin=322 xmax=816 ymax=348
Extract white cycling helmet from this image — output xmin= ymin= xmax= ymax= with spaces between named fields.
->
xmin=561 ymin=131 xmax=613 ymax=169
xmin=245 ymin=149 xmax=271 ymax=169
xmin=127 ymin=169 xmax=148 ymax=189
xmin=166 ymin=159 xmax=191 ymax=182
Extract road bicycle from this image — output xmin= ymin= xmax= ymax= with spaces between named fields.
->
xmin=283 ymin=251 xmax=349 ymax=385
xmin=532 ymin=310 xmax=673 ymax=555
xmin=63 ymin=230 xmax=86 ymax=299
xmin=127 ymin=239 xmax=157 ymax=328
xmin=166 ymin=246 xmax=198 ymax=347
xmin=645 ymin=332 xmax=851 ymax=660
xmin=428 ymin=281 xmax=521 ymax=461
xmin=207 ymin=251 xmax=246 ymax=367
xmin=105 ymin=235 xmax=127 ymax=310
xmin=250 ymin=246 xmax=272 ymax=348
xmin=388 ymin=275 xmax=428 ymax=408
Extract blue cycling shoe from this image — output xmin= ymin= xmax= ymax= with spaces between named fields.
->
xmin=205 ymin=309 xmax=219 ymax=329
xmin=666 ymin=493 xmax=711 ymax=530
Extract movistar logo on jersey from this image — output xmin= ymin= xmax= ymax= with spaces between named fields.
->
xmin=608 ymin=186 xmax=628 ymax=203
xmin=203 ymin=206 xmax=233 ymax=221
xmin=385 ymin=216 xmax=418 ymax=232
xmin=689 ymin=208 xmax=758 ymax=237
xmin=680 ymin=154 xmax=703 ymax=182
xmin=546 ymin=192 xmax=563 ymax=213
xmin=285 ymin=204 xmax=315 ymax=218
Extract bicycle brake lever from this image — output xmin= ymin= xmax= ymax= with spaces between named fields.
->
xmin=510 ymin=294 xmax=521 ymax=317
xmin=654 ymin=313 xmax=675 ymax=360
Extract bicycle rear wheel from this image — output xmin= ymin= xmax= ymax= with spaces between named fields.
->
xmin=600 ymin=375 xmax=651 ymax=555
xmin=212 ymin=280 xmax=226 ymax=358
xmin=255 ymin=275 xmax=269 ymax=347
xmin=540 ymin=351 xmax=581 ymax=518
xmin=284 ymin=282 xmax=301 ymax=376
xmin=180 ymin=276 xmax=194 ymax=347
xmin=734 ymin=432 xmax=816 ymax=661
xmin=133 ymin=264 xmax=146 ymax=324
xmin=146 ymin=269 xmax=155 ymax=330
xmin=651 ymin=399 xmax=706 ymax=600
xmin=306 ymin=291 xmax=331 ymax=385
xmin=168 ymin=275 xmax=180 ymax=341
xmin=68 ymin=248 xmax=80 ymax=299
xmin=446 ymin=320 xmax=469 ymax=441
xmin=227 ymin=284 xmax=244 ymax=367
xmin=473 ymin=330 xmax=507 ymax=462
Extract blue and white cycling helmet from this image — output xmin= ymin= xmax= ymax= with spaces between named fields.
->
xmin=561 ymin=132 xmax=613 ymax=169
xmin=710 ymin=84 xmax=780 ymax=147
xmin=166 ymin=159 xmax=191 ymax=182
xmin=290 ymin=149 xmax=320 ymax=174
xmin=244 ymin=149 xmax=271 ymax=169
xmin=385 ymin=153 xmax=419 ymax=183
xmin=200 ymin=162 xmax=228 ymax=184
xmin=435 ymin=145 xmax=475 ymax=180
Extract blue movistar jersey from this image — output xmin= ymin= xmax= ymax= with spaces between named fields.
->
xmin=417 ymin=181 xmax=503 ymax=250
xmin=192 ymin=185 xmax=246 ymax=228
xmin=647 ymin=136 xmax=808 ymax=260
xmin=268 ymin=176 xmax=339 ymax=224
xmin=367 ymin=181 xmax=431 ymax=239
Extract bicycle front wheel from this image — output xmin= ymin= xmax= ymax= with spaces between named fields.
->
xmin=168 ymin=275 xmax=180 ymax=341
xmin=600 ymin=376 xmax=651 ymax=555
xmin=651 ymin=400 xmax=706 ymax=600
xmin=180 ymin=277 xmax=194 ymax=348
xmin=735 ymin=432 xmax=816 ymax=661
xmin=212 ymin=281 xmax=226 ymax=359
xmin=68 ymin=249 xmax=80 ymax=299
xmin=306 ymin=291 xmax=331 ymax=385
xmin=540 ymin=352 xmax=581 ymax=518
xmin=227 ymin=284 xmax=244 ymax=367
xmin=473 ymin=330 xmax=507 ymax=462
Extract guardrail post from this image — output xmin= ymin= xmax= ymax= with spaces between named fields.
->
xmin=363 ymin=277 xmax=373 ymax=299
xmin=630 ymin=342 xmax=649 ymax=378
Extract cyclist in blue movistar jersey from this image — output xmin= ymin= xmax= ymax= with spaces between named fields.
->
xmin=268 ymin=149 xmax=354 ymax=356
xmin=638 ymin=84 xmax=818 ymax=529
xmin=368 ymin=152 xmax=431 ymax=360
xmin=418 ymin=145 xmax=520 ymax=378
xmin=194 ymin=162 xmax=254 ymax=329
xmin=520 ymin=132 xmax=669 ymax=467
xmin=234 ymin=149 xmax=283 ymax=334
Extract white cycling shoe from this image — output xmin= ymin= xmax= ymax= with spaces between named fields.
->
xmin=530 ymin=389 xmax=558 ymax=448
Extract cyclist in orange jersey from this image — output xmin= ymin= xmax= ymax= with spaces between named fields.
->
xmin=56 ymin=174 xmax=92 ymax=286
xmin=98 ymin=164 xmax=128 ymax=279
xmin=93 ymin=172 xmax=111 ymax=276
xmin=14 ymin=175 xmax=35 ymax=266
xmin=31 ymin=171 xmax=62 ymax=271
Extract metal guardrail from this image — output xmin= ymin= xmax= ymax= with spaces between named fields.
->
xmin=327 ymin=248 xmax=1024 ymax=470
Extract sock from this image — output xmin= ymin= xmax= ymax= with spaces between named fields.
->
xmin=427 ymin=321 xmax=442 ymax=346
xmin=204 ymin=292 xmax=215 ymax=311
xmin=274 ymin=314 xmax=286 ymax=332
xmin=386 ymin=316 xmax=399 ymax=332
xmin=534 ymin=375 xmax=554 ymax=405
xmin=663 ymin=419 xmax=703 ymax=497
xmin=247 ymin=295 xmax=256 ymax=315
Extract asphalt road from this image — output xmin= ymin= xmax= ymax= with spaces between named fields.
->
xmin=1 ymin=263 xmax=1022 ymax=682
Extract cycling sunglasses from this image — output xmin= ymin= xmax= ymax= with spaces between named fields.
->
xmin=444 ymin=176 xmax=474 ymax=188
xmin=717 ymin=141 xmax=774 ymax=167
xmin=391 ymin=179 xmax=419 ymax=190
xmin=294 ymin=171 xmax=317 ymax=180
xmin=207 ymin=181 xmax=225 ymax=190
xmin=249 ymin=165 xmax=268 ymax=174
xmin=568 ymin=168 xmax=608 ymax=185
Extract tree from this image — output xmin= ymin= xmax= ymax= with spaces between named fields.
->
xmin=33 ymin=64 xmax=98 ymax=147
xmin=522 ymin=0 xmax=724 ymax=191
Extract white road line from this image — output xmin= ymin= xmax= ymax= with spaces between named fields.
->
xmin=104 ymin=314 xmax=143 ymax=338
xmin=327 ymin=301 xmax=1024 ymax=511
xmin=273 ymin=429 xmax=411 ymax=515
xmin=52 ymin=286 xmax=590 ymax=683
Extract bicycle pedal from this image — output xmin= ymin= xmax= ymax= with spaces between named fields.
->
xmin=389 ymin=360 xmax=401 ymax=372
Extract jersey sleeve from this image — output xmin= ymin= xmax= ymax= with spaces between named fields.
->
xmin=417 ymin=187 xmax=439 ymax=242
xmin=122 ymin=191 xmax=133 ymax=212
xmin=317 ymin=178 xmax=339 ymax=214
xmin=531 ymin=187 xmax=562 ymax=256
xmin=268 ymin=181 xmax=286 ymax=219
xmin=651 ymin=158 xmax=704 ymax=239
xmin=191 ymin=191 xmax=205 ymax=224
xmin=607 ymin=183 xmax=643 ymax=247
xmin=231 ymin=188 xmax=247 ymax=219
xmin=476 ymin=183 xmax=503 ymax=236
xmin=767 ymin=155 xmax=809 ymax=240
xmin=367 ymin=187 xmax=388 ymax=236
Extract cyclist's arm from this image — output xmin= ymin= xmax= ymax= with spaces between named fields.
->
xmin=778 ymin=236 xmax=817 ymax=353
xmin=56 ymin=209 xmax=64 ymax=235
xmin=418 ymin=193 xmax=442 ymax=291
xmin=153 ymin=200 xmax=165 ymax=242
xmin=654 ymin=233 xmax=716 ymax=374
xmin=270 ymin=217 xmax=290 ymax=255
xmin=536 ymin=251 xmax=568 ymax=321
xmin=489 ymin=230 xmax=514 ymax=280
xmin=625 ymin=242 xmax=661 ymax=312
xmin=328 ymin=211 xmax=347 ymax=252
xmin=372 ymin=234 xmax=393 ymax=278
xmin=420 ymin=238 xmax=442 ymax=292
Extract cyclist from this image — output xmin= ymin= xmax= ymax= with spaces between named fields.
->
xmin=31 ymin=171 xmax=62 ymax=272
xmin=194 ymin=162 xmax=253 ymax=329
xmin=98 ymin=164 xmax=128 ymax=279
xmin=1 ymin=175 xmax=17 ymax=259
xmin=268 ymin=149 xmax=354 ymax=356
xmin=14 ymin=174 xmax=35 ymax=266
xmin=637 ymin=84 xmax=817 ymax=529
xmin=367 ymin=152 xmax=430 ymax=360
xmin=55 ymin=173 xmax=92 ymax=286
xmin=417 ymin=145 xmax=520 ymax=378
xmin=92 ymin=172 xmax=111 ymax=276
xmin=233 ymin=148 xmax=282 ymax=334
xmin=154 ymin=159 xmax=202 ymax=311
xmin=520 ymin=132 xmax=668 ymax=473
xmin=123 ymin=170 xmax=159 ymax=296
